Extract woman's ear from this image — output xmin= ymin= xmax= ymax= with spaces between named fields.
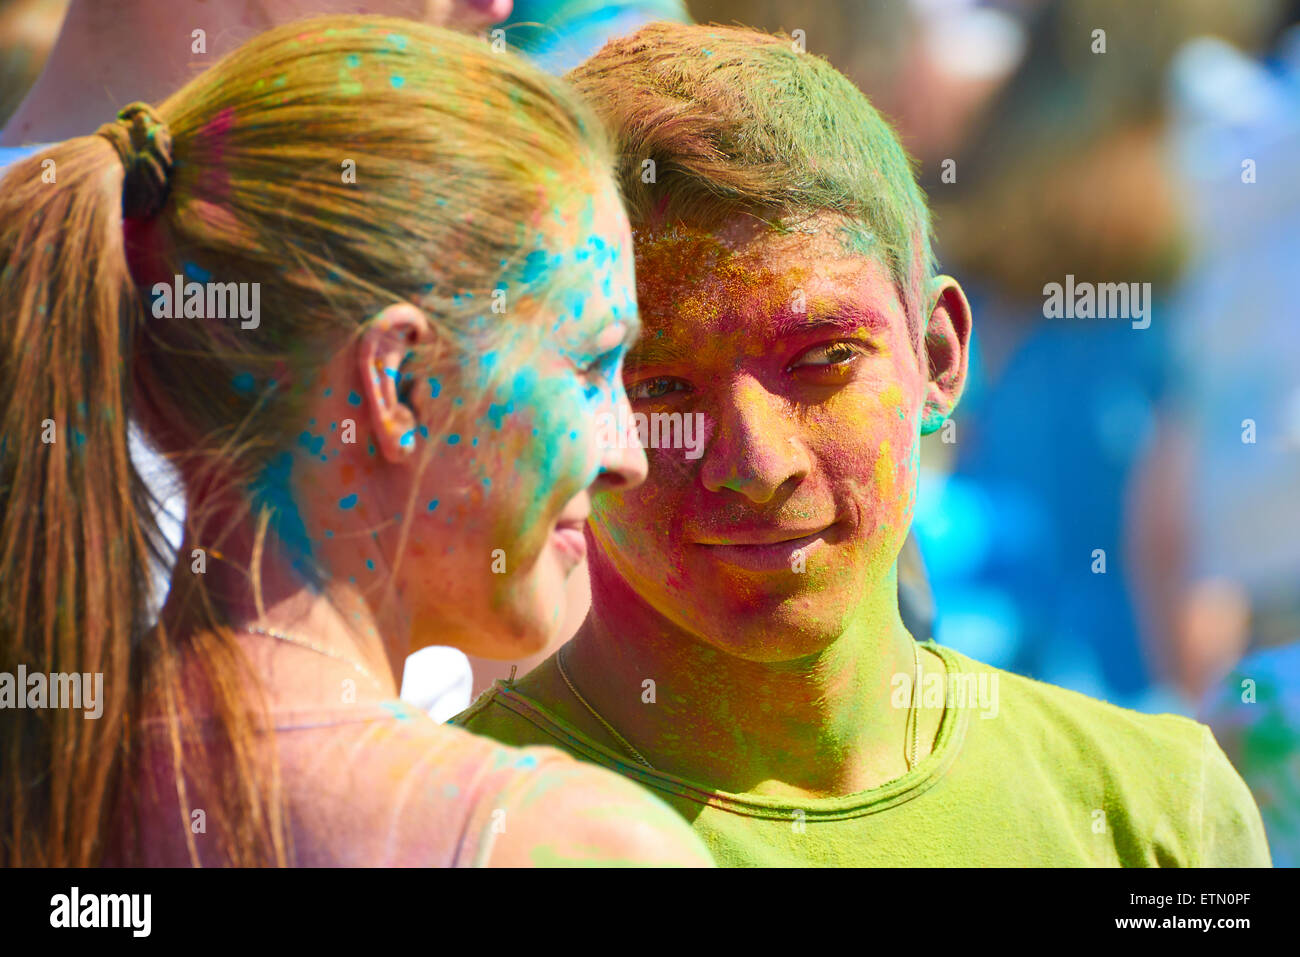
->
xmin=357 ymin=302 xmax=434 ymax=464
xmin=919 ymin=276 xmax=973 ymax=435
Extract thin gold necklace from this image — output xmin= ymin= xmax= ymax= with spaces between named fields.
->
xmin=555 ymin=640 xmax=925 ymax=773
xmin=242 ymin=625 xmax=387 ymax=694
xmin=556 ymin=644 xmax=655 ymax=770
xmin=907 ymin=639 xmax=921 ymax=771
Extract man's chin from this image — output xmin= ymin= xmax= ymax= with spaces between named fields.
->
xmin=663 ymin=594 xmax=848 ymax=663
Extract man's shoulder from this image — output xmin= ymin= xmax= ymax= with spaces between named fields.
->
xmin=449 ymin=657 xmax=578 ymax=752
xmin=934 ymin=643 xmax=1275 ymax=865
xmin=934 ymin=641 xmax=1209 ymax=769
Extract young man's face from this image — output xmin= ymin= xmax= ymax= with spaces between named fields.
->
xmin=586 ymin=211 xmax=966 ymax=661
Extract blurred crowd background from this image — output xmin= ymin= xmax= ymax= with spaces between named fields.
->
xmin=3 ymin=0 xmax=1295 ymax=863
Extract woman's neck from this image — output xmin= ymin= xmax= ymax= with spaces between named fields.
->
xmin=155 ymin=501 xmax=409 ymax=703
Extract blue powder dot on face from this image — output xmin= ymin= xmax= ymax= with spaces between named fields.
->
xmin=471 ymin=437 xmax=478 ymax=447
xmin=347 ymin=391 xmax=362 ymax=407
xmin=319 ymin=455 xmax=328 ymax=463
xmin=366 ymin=559 xmax=375 ymax=570
xmin=418 ymin=425 xmax=428 ymax=438
xmin=330 ymin=422 xmax=337 ymax=431
xmin=427 ymin=499 xmax=439 ymax=511
xmin=486 ymin=401 xmax=513 ymax=429
xmin=482 ymin=477 xmax=491 ymax=488
xmin=519 ymin=249 xmax=549 ymax=284
xmin=323 ymin=388 xmax=332 ymax=398
xmin=232 ymin=372 xmax=256 ymax=394
xmin=570 ymin=431 xmax=578 ymax=440
xmin=309 ymin=419 xmax=316 ymax=427
xmin=400 ymin=430 xmax=415 ymax=448
xmin=339 ymin=493 xmax=358 ymax=509
xmin=427 ymin=378 xmax=441 ymax=398
xmin=447 ymin=434 xmax=461 ymax=445
xmin=297 ymin=431 xmax=325 ymax=456
xmin=453 ymin=398 xmax=463 ymax=407
xmin=514 ymin=754 xmax=538 ymax=770
xmin=324 ymin=530 xmax=334 ymax=538
xmin=367 ymin=443 xmax=376 ymax=456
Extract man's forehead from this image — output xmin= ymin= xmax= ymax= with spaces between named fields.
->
xmin=633 ymin=209 xmax=871 ymax=259
xmin=628 ymin=213 xmax=901 ymax=342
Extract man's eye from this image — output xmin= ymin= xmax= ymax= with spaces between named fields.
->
xmin=789 ymin=341 xmax=867 ymax=370
xmin=627 ymin=376 xmax=688 ymax=401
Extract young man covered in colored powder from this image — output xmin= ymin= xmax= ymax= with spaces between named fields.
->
xmin=452 ymin=22 xmax=1271 ymax=867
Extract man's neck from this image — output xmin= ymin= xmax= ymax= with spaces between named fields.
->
xmin=560 ymin=560 xmax=945 ymax=799
xmin=2 ymin=0 xmax=276 ymax=145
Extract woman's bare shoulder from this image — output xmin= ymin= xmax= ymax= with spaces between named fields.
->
xmin=277 ymin=709 xmax=713 ymax=867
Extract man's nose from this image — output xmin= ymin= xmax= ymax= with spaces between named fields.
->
xmin=698 ymin=375 xmax=810 ymax=504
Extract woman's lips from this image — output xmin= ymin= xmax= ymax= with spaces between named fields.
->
xmin=692 ymin=524 xmax=835 ymax=571
xmin=551 ymin=521 xmax=588 ymax=570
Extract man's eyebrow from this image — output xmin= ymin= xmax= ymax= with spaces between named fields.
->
xmin=626 ymin=328 xmax=690 ymax=366
xmin=769 ymin=303 xmax=892 ymax=339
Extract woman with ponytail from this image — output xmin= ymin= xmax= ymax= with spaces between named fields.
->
xmin=0 ymin=15 xmax=712 ymax=867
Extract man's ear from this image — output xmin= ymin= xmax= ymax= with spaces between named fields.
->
xmin=357 ymin=302 xmax=434 ymax=464
xmin=919 ymin=276 xmax=972 ymax=435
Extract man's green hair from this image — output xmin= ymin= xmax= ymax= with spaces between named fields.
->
xmin=567 ymin=20 xmax=936 ymax=336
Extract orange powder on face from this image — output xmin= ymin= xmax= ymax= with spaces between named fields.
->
xmin=633 ymin=225 xmax=813 ymax=342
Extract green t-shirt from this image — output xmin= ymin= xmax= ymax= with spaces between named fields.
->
xmin=451 ymin=640 xmax=1271 ymax=866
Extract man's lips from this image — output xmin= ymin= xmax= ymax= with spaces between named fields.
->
xmin=691 ymin=523 xmax=835 ymax=547
xmin=690 ymin=522 xmax=839 ymax=571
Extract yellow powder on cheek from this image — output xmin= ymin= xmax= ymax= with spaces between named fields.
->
xmin=873 ymin=439 xmax=895 ymax=502
xmin=879 ymin=384 xmax=904 ymax=416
